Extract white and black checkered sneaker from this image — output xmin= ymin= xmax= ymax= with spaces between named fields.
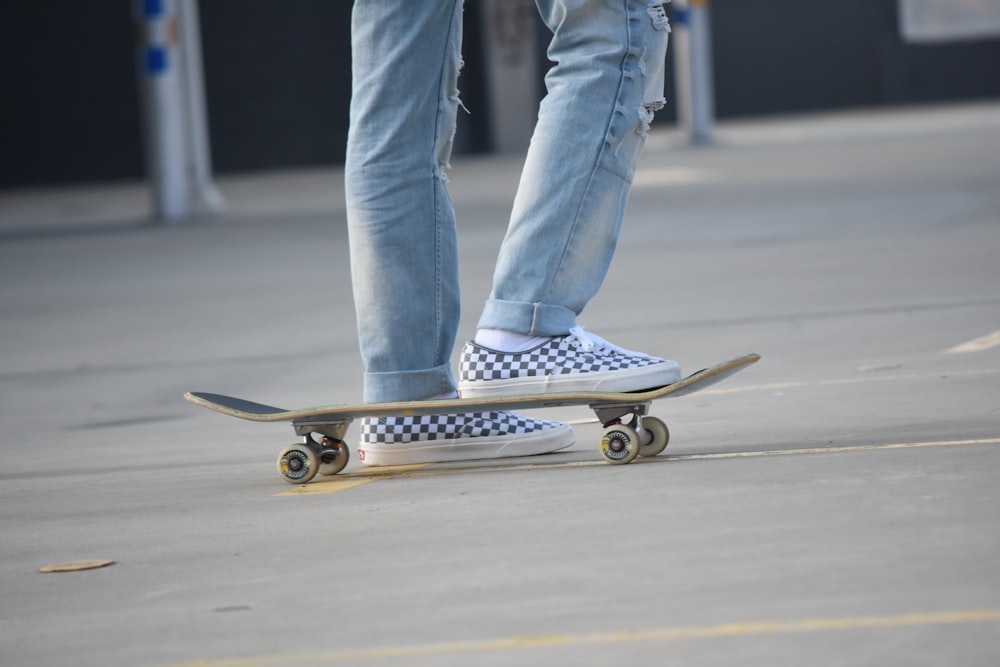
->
xmin=357 ymin=411 xmax=573 ymax=467
xmin=459 ymin=326 xmax=681 ymax=398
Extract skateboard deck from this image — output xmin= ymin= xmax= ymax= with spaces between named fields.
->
xmin=185 ymin=352 xmax=759 ymax=483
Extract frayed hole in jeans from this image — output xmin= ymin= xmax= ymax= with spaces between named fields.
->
xmin=647 ymin=2 xmax=670 ymax=32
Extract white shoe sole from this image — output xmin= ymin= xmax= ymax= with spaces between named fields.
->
xmin=459 ymin=361 xmax=682 ymax=399
xmin=357 ymin=423 xmax=575 ymax=467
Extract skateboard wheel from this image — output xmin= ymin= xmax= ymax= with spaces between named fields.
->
xmin=599 ymin=424 xmax=640 ymax=465
xmin=638 ymin=416 xmax=670 ymax=457
xmin=318 ymin=438 xmax=350 ymax=476
xmin=277 ymin=444 xmax=319 ymax=484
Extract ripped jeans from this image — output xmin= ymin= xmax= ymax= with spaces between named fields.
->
xmin=346 ymin=0 xmax=671 ymax=403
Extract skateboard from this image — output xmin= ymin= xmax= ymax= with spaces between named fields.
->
xmin=185 ymin=353 xmax=759 ymax=484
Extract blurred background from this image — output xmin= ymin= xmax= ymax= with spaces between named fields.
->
xmin=1 ymin=0 xmax=999 ymax=190
xmin=2 ymin=5 xmax=999 ymax=664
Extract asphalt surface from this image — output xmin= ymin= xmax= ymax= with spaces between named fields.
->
xmin=1 ymin=102 xmax=999 ymax=666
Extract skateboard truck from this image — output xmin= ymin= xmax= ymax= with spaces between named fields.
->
xmin=277 ymin=422 xmax=352 ymax=483
xmin=590 ymin=400 xmax=669 ymax=464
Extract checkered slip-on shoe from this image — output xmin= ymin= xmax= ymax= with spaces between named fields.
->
xmin=356 ymin=411 xmax=574 ymax=467
xmin=459 ymin=326 xmax=681 ymax=398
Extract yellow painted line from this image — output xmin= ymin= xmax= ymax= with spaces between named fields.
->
xmin=664 ymin=438 xmax=1000 ymax=462
xmin=273 ymin=438 xmax=1000 ymax=496
xmin=273 ymin=477 xmax=374 ymax=496
xmin=632 ymin=166 xmax=720 ymax=187
xmin=272 ymin=464 xmax=432 ymax=497
xmin=703 ymin=367 xmax=1000 ymax=395
xmin=947 ymin=330 xmax=1000 ymax=354
xmin=155 ymin=608 xmax=1000 ymax=666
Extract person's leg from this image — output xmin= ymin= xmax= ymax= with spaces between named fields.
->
xmin=346 ymin=1 xmax=573 ymax=464
xmin=460 ymin=0 xmax=679 ymax=398
xmin=478 ymin=0 xmax=671 ymax=336
xmin=345 ymin=0 xmax=464 ymax=404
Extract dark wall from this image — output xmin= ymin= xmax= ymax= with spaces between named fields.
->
xmin=2 ymin=1 xmax=999 ymax=188
xmin=199 ymin=2 xmax=352 ymax=173
xmin=0 ymin=2 xmax=144 ymax=186
xmin=0 ymin=1 xmax=360 ymax=188
xmin=709 ymin=0 xmax=1000 ymax=116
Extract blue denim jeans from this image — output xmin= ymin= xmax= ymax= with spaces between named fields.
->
xmin=346 ymin=0 xmax=670 ymax=402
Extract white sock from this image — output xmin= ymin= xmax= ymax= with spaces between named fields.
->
xmin=474 ymin=329 xmax=552 ymax=353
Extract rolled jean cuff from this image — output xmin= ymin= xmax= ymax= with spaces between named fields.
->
xmin=477 ymin=299 xmax=577 ymax=337
xmin=364 ymin=364 xmax=456 ymax=404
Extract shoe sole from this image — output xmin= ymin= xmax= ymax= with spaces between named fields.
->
xmin=357 ymin=423 xmax=575 ymax=467
xmin=459 ymin=361 xmax=682 ymax=399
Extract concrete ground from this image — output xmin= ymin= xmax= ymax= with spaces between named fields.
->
xmin=1 ymin=102 xmax=998 ymax=666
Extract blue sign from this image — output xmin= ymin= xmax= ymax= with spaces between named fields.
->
xmin=145 ymin=45 xmax=168 ymax=75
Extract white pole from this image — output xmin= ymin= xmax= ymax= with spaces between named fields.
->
xmin=672 ymin=0 xmax=715 ymax=145
xmin=176 ymin=0 xmax=225 ymax=214
xmin=135 ymin=0 xmax=191 ymax=221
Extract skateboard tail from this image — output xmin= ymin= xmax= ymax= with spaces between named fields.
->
xmin=664 ymin=353 xmax=760 ymax=397
xmin=184 ymin=392 xmax=289 ymax=420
